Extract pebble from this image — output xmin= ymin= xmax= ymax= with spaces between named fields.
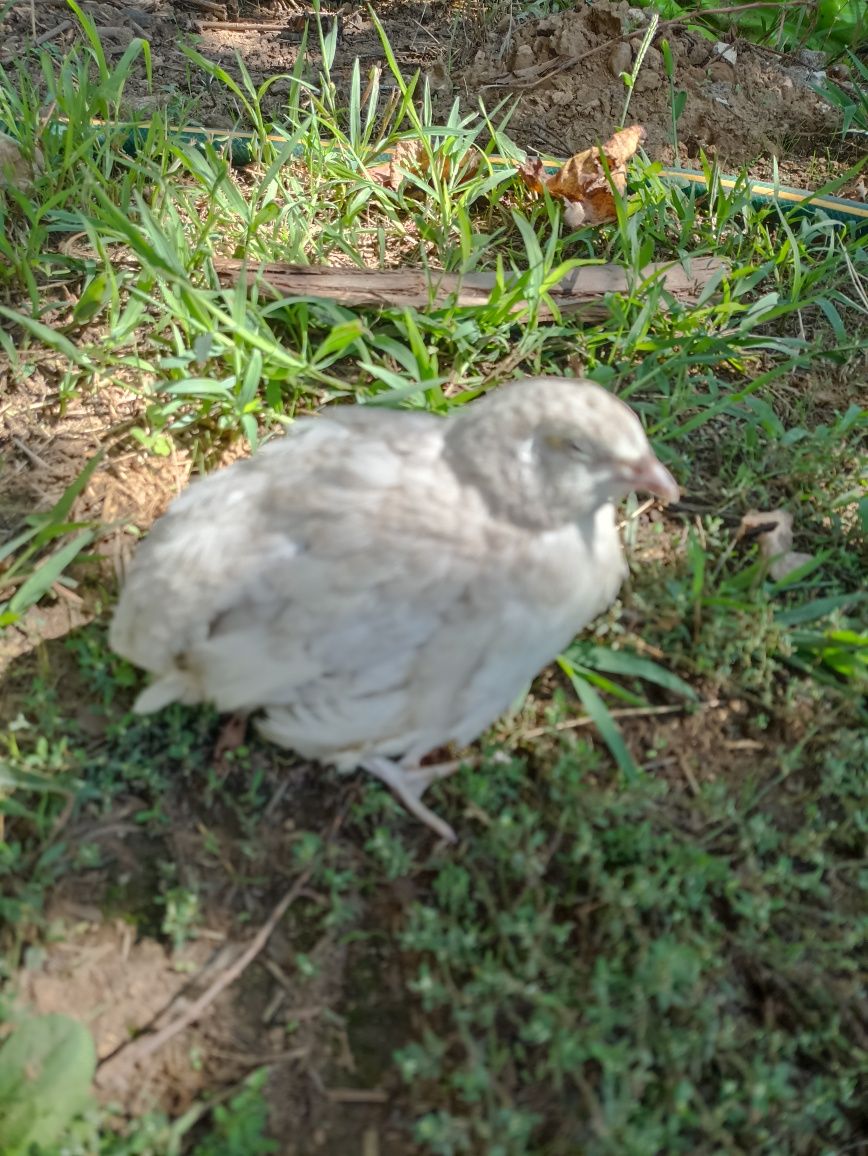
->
xmin=425 ymin=61 xmax=452 ymax=93
xmin=102 ymin=26 xmax=135 ymax=51
xmin=512 ymin=44 xmax=535 ymax=71
xmin=635 ymin=70 xmax=662 ymax=92
xmin=796 ymin=48 xmax=826 ymax=71
xmin=608 ymin=41 xmax=632 ymax=79
xmin=555 ymin=25 xmax=588 ymax=57
xmin=707 ymin=60 xmax=736 ymax=84
xmin=0 ymin=131 xmax=43 ymax=191
xmin=126 ymin=8 xmax=155 ymax=27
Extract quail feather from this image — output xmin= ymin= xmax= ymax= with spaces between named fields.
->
xmin=110 ymin=377 xmax=679 ymax=842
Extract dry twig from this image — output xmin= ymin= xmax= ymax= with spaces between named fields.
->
xmin=95 ymin=863 xmax=315 ymax=1084
xmin=95 ymin=805 xmax=348 ymax=1086
xmin=521 ymin=700 xmax=720 ymax=740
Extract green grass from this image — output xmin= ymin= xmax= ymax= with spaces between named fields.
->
xmin=814 ymin=49 xmax=868 ymax=135
xmin=1 ymin=5 xmax=867 ymax=1154
xmin=630 ymin=0 xmax=866 ymax=53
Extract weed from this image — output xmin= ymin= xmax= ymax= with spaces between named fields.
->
xmin=659 ymin=38 xmax=687 ymax=155
xmin=630 ymin=0 xmax=866 ymax=54
xmin=814 ymin=50 xmax=868 ymax=136
xmin=617 ymin=12 xmax=660 ymax=129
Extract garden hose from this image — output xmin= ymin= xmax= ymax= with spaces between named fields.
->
xmin=7 ymin=118 xmax=868 ymax=232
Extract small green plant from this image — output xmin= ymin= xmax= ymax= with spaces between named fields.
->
xmin=660 ymin=38 xmax=687 ymax=155
xmin=0 ymin=453 xmax=102 ymax=629
xmin=159 ymin=886 xmax=201 ymax=952
xmin=557 ymin=641 xmax=696 ymax=779
xmin=629 ymin=0 xmax=865 ymax=53
xmin=189 ymin=1070 xmax=278 ymax=1156
xmin=814 ymin=50 xmax=868 ymax=135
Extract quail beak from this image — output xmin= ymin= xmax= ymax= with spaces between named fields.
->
xmin=622 ymin=454 xmax=680 ymax=504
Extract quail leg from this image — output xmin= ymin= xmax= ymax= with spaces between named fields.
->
xmin=360 ymin=756 xmax=461 ymax=843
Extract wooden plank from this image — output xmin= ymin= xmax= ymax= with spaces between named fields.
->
xmin=213 ymin=257 xmax=725 ymax=321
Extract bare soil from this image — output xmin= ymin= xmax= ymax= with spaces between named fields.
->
xmin=1 ymin=0 xmax=864 ymax=181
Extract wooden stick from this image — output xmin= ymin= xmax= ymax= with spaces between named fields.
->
xmin=665 ymin=0 xmax=811 ymax=18
xmin=483 ymin=42 xmax=612 ymax=91
xmin=196 ymin=17 xmax=336 ymax=34
xmin=196 ymin=21 xmax=291 ymax=33
xmin=214 ymin=256 xmax=725 ymax=322
xmin=326 ymin=1088 xmax=390 ymax=1104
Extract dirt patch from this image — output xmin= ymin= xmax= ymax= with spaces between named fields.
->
xmin=1 ymin=0 xmax=858 ymax=180
xmin=19 ymin=913 xmax=221 ymax=1115
xmin=18 ymin=896 xmax=418 ymax=1153
xmin=0 ymin=361 xmax=190 ymax=528
xmin=456 ymin=0 xmax=846 ymax=167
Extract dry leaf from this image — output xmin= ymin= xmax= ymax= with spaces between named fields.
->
xmin=517 ymin=155 xmax=547 ymax=194
xmin=366 ymin=139 xmax=427 ymax=190
xmin=518 ymin=124 xmax=646 ymax=226
xmin=366 ymin=140 xmax=479 ymax=190
xmin=738 ymin=508 xmax=816 ymax=581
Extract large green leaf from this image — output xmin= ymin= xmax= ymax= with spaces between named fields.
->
xmin=0 ymin=1014 xmax=96 ymax=1153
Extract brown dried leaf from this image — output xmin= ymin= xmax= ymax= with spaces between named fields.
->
xmin=518 ymin=124 xmax=646 ymax=226
xmin=517 ymin=156 xmax=548 ymax=194
xmin=603 ymin=123 xmax=647 ymax=167
xmin=367 ymin=141 xmax=480 ymax=191
xmin=738 ymin=508 xmax=816 ymax=581
xmin=367 ymin=139 xmax=427 ymax=190
xmin=739 ymin=508 xmax=795 ymax=552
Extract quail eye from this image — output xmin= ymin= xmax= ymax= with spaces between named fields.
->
xmin=567 ymin=440 xmax=589 ymax=459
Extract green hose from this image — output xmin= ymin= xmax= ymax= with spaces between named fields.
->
xmin=648 ymin=166 xmax=868 ymax=232
xmin=9 ymin=117 xmax=868 ymax=232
